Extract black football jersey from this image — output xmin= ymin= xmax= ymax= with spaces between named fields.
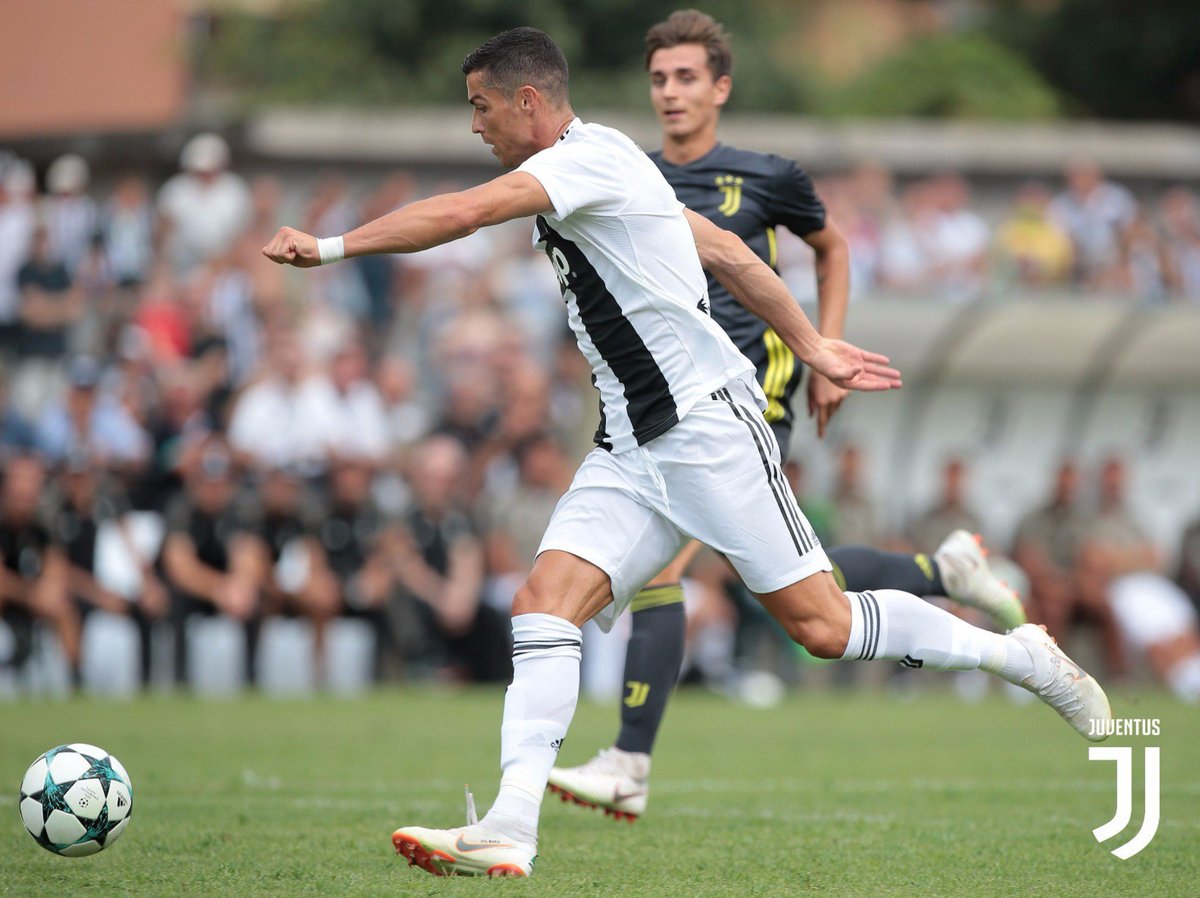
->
xmin=650 ymin=144 xmax=825 ymax=438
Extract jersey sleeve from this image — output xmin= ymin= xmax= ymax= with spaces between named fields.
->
xmin=518 ymin=140 xmax=627 ymax=219
xmin=770 ymin=158 xmax=826 ymax=237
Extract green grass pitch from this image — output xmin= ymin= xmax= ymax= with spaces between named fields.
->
xmin=2 ymin=685 xmax=1196 ymax=897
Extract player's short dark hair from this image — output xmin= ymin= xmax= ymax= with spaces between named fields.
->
xmin=644 ymin=9 xmax=733 ymax=80
xmin=462 ymin=27 xmax=570 ymax=106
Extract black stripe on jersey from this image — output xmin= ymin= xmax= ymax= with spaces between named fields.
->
xmin=728 ymin=388 xmax=814 ymax=554
xmin=715 ymin=388 xmax=809 ymax=560
xmin=591 ymin=373 xmax=613 ymax=451
xmin=536 ymin=216 xmax=679 ymax=446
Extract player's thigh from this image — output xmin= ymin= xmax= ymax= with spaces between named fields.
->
xmin=537 ymin=481 xmax=688 ymax=629
xmin=518 ymin=550 xmax=617 ymax=627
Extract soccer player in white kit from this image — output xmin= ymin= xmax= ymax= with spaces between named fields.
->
xmin=263 ymin=27 xmax=1113 ymax=879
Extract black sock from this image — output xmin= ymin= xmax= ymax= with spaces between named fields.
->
xmin=614 ymin=586 xmax=686 ymax=755
xmin=829 ymin=546 xmax=946 ymax=597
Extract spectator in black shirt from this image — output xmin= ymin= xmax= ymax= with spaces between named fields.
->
xmin=0 ymin=454 xmax=79 ymax=683
xmin=50 ymin=454 xmax=168 ymax=687
xmin=308 ymin=456 xmax=396 ymax=680
xmin=10 ymin=226 xmax=82 ymax=417
xmin=393 ymin=435 xmax=510 ymax=682
xmin=256 ymin=464 xmax=338 ymax=682
xmin=162 ymin=439 xmax=265 ymax=687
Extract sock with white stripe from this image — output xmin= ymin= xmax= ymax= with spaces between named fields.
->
xmin=483 ymin=612 xmax=582 ymax=845
xmin=840 ymin=589 xmax=1032 ymax=681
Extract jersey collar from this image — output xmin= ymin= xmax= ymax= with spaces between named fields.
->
xmin=557 ymin=117 xmax=582 ymax=142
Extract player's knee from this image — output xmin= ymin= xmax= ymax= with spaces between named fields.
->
xmin=787 ymin=618 xmax=847 ymax=659
xmin=511 ymin=581 xmax=554 ymax=617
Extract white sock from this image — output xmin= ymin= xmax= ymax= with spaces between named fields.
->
xmin=482 ymin=612 xmax=582 ymax=845
xmin=841 ymin=589 xmax=1032 ymax=681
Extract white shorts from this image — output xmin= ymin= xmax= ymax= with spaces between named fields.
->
xmin=1109 ymin=572 xmax=1198 ymax=650
xmin=538 ymin=376 xmax=832 ymax=632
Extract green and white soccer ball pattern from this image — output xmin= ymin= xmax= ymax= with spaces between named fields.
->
xmin=19 ymin=744 xmax=133 ymax=857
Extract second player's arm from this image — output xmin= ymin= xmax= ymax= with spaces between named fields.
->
xmin=685 ymin=209 xmax=899 ymax=392
xmin=262 ymin=174 xmax=554 ymax=266
xmin=803 ymin=221 xmax=852 ymax=436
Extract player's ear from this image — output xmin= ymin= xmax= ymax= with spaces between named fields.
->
xmin=518 ymin=85 xmax=539 ymax=111
xmin=714 ymin=74 xmax=732 ymax=107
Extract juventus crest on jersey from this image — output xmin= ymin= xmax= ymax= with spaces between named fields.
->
xmin=518 ymin=119 xmax=762 ymax=453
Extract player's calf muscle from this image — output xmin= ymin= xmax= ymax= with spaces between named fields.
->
xmin=757 ymin=573 xmax=852 ymax=658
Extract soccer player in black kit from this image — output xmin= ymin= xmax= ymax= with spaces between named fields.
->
xmin=547 ymin=9 xmax=1027 ymax=819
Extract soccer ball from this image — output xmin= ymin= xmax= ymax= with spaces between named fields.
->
xmin=18 ymin=743 xmax=133 ymax=857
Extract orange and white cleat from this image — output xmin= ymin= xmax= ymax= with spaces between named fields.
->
xmin=392 ymin=787 xmax=535 ymax=877
xmin=547 ymin=747 xmax=649 ymax=822
xmin=392 ymin=823 xmax=535 ymax=877
xmin=935 ymin=530 xmax=1027 ymax=631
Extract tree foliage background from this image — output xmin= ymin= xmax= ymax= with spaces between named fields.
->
xmin=196 ymin=0 xmax=1200 ymax=122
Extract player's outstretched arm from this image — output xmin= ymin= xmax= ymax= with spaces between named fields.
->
xmin=262 ymin=173 xmax=555 ymax=267
xmin=685 ymin=209 xmax=901 ymax=393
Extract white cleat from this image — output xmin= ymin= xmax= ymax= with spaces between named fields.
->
xmin=935 ymin=530 xmax=1027 ymax=631
xmin=547 ymin=747 xmax=650 ymax=821
xmin=391 ymin=822 xmax=535 ymax=877
xmin=1009 ymin=623 xmax=1112 ymax=741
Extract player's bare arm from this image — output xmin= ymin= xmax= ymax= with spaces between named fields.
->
xmin=262 ymin=173 xmax=554 ymax=267
xmin=684 ymin=208 xmax=901 ymax=393
xmin=802 ymin=220 xmax=853 ymax=436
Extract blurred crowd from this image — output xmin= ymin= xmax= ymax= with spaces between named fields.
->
xmin=1 ymin=134 xmax=1198 ymax=696
xmin=782 ymin=160 xmax=1200 ymax=304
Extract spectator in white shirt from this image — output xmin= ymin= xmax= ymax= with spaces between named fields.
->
xmin=299 ymin=337 xmax=390 ymax=464
xmin=157 ymin=133 xmax=252 ymax=274
xmin=227 ymin=328 xmax=326 ymax=474
xmin=43 ymin=155 xmax=98 ymax=277
xmin=103 ymin=175 xmax=156 ymax=287
xmin=0 ymin=159 xmax=36 ymax=325
xmin=878 ymin=180 xmax=935 ymax=294
xmin=1160 ymin=186 xmax=1200 ymax=301
xmin=926 ymin=174 xmax=990 ymax=302
xmin=377 ymin=354 xmax=431 ymax=450
xmin=1049 ymin=159 xmax=1137 ymax=290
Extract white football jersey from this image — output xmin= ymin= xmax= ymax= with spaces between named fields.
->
xmin=518 ymin=118 xmax=762 ymax=453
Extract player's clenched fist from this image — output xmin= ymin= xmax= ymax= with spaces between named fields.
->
xmin=262 ymin=227 xmax=320 ymax=267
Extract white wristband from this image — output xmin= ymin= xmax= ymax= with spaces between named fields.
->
xmin=316 ymin=235 xmax=345 ymax=265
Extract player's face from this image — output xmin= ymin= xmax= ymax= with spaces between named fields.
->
xmin=648 ymin=44 xmax=730 ymax=141
xmin=467 ymin=73 xmax=537 ymax=168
